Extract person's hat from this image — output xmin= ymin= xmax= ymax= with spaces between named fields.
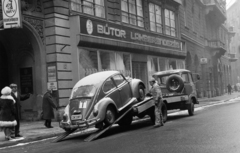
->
xmin=1 ymin=86 xmax=12 ymax=95
xmin=149 ymin=78 xmax=156 ymax=82
xmin=10 ymin=83 xmax=17 ymax=88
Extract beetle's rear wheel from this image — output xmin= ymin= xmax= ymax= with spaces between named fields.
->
xmin=138 ymin=84 xmax=145 ymax=102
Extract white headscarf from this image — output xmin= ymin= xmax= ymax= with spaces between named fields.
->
xmin=1 ymin=86 xmax=15 ymax=103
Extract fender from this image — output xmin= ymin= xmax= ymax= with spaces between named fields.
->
xmin=130 ymin=78 xmax=146 ymax=97
xmin=94 ymin=97 xmax=118 ymax=122
xmin=187 ymin=92 xmax=198 ymax=104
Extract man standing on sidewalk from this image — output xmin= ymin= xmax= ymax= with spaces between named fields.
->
xmin=10 ymin=83 xmax=30 ymax=137
xmin=42 ymin=88 xmax=57 ymax=128
xmin=149 ymin=78 xmax=164 ymax=127
xmin=227 ymin=84 xmax=232 ymax=95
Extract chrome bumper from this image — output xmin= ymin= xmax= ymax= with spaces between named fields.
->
xmin=60 ymin=118 xmax=100 ymax=130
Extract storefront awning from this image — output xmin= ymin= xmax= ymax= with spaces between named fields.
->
xmin=78 ymin=34 xmax=186 ymax=59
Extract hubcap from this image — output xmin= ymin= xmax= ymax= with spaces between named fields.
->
xmin=106 ymin=110 xmax=113 ymax=122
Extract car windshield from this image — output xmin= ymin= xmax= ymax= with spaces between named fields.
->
xmin=70 ymin=85 xmax=97 ymax=99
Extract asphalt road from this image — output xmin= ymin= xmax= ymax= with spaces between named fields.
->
xmin=1 ymin=98 xmax=240 ymax=153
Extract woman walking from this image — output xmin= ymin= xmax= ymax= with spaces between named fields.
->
xmin=0 ymin=86 xmax=17 ymax=140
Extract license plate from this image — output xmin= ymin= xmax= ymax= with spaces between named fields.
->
xmin=71 ymin=114 xmax=82 ymax=120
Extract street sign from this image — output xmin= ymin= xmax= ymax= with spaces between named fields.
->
xmin=2 ymin=0 xmax=22 ymax=29
xmin=200 ymin=58 xmax=208 ymax=64
xmin=47 ymin=82 xmax=58 ymax=91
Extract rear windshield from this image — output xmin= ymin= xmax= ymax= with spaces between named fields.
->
xmin=70 ymin=85 xmax=96 ymax=99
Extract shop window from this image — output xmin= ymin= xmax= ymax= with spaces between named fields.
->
xmin=169 ymin=59 xmax=176 ymax=70
xmin=149 ymin=3 xmax=162 ymax=33
xmin=164 ymin=9 xmax=176 ymax=37
xmin=79 ymin=49 xmax=131 ymax=77
xmin=159 ymin=58 xmax=167 ymax=71
xmin=121 ymin=0 xmax=144 ymax=27
xmin=100 ymin=51 xmax=116 ymax=70
xmin=115 ymin=53 xmax=131 ymax=77
xmin=70 ymin=0 xmax=105 ymax=18
xmin=177 ymin=60 xmax=185 ymax=69
xmin=79 ymin=49 xmax=98 ymax=70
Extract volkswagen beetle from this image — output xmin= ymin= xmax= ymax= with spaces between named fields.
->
xmin=60 ymin=71 xmax=146 ymax=131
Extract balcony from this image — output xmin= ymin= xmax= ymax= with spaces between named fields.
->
xmin=228 ymin=53 xmax=238 ymax=62
xmin=228 ymin=26 xmax=236 ymax=38
xmin=203 ymin=0 xmax=227 ymax=25
xmin=205 ymin=40 xmax=227 ymax=57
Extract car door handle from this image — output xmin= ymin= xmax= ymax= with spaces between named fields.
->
xmin=118 ymin=88 xmax=122 ymax=91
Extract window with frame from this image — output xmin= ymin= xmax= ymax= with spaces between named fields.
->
xmin=164 ymin=9 xmax=176 ymax=37
xmin=112 ymin=75 xmax=126 ymax=86
xmin=149 ymin=3 xmax=162 ymax=33
xmin=121 ymin=0 xmax=144 ymax=27
xmin=70 ymin=0 xmax=105 ymax=18
xmin=103 ymin=78 xmax=116 ymax=93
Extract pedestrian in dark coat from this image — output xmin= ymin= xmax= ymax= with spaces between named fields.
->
xmin=227 ymin=84 xmax=232 ymax=95
xmin=10 ymin=83 xmax=30 ymax=137
xmin=42 ymin=89 xmax=57 ymax=128
xmin=0 ymin=86 xmax=17 ymax=140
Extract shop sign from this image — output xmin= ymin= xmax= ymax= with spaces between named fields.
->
xmin=81 ymin=17 xmax=182 ymax=50
xmin=200 ymin=58 xmax=208 ymax=64
xmin=47 ymin=66 xmax=57 ymax=82
xmin=47 ymin=82 xmax=57 ymax=91
xmin=2 ymin=0 xmax=22 ymax=29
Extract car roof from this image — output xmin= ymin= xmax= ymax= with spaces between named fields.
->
xmin=152 ymin=69 xmax=190 ymax=76
xmin=73 ymin=71 xmax=120 ymax=88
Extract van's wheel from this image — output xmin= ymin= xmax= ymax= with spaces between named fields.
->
xmin=137 ymin=84 xmax=145 ymax=102
xmin=162 ymin=103 xmax=168 ymax=123
xmin=104 ymin=106 xmax=116 ymax=126
xmin=188 ymin=98 xmax=195 ymax=116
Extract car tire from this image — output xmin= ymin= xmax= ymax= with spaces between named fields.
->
xmin=188 ymin=98 xmax=195 ymax=116
xmin=166 ymin=74 xmax=184 ymax=92
xmin=118 ymin=111 xmax=133 ymax=127
xmin=162 ymin=103 xmax=167 ymax=123
xmin=137 ymin=84 xmax=145 ymax=102
xmin=104 ymin=106 xmax=116 ymax=126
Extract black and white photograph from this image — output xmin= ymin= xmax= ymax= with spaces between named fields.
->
xmin=0 ymin=0 xmax=240 ymax=152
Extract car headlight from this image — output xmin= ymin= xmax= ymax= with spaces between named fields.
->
xmin=93 ymin=108 xmax=98 ymax=117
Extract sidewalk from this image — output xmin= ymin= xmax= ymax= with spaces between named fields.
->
xmin=1 ymin=92 xmax=240 ymax=148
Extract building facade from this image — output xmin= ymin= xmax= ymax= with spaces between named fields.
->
xmin=179 ymin=0 xmax=232 ymax=98
xmin=226 ymin=0 xmax=240 ymax=86
xmin=0 ymin=0 xmax=185 ymax=120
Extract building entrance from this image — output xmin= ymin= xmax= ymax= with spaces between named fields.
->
xmin=0 ymin=25 xmax=45 ymax=120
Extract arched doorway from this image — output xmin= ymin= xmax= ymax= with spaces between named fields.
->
xmin=0 ymin=21 xmax=46 ymax=120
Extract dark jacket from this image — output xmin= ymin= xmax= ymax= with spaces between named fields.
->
xmin=0 ymin=98 xmax=16 ymax=121
xmin=42 ymin=92 xmax=57 ymax=119
xmin=11 ymin=92 xmax=30 ymax=118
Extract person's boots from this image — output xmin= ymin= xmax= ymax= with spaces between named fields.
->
xmin=48 ymin=120 xmax=53 ymax=128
